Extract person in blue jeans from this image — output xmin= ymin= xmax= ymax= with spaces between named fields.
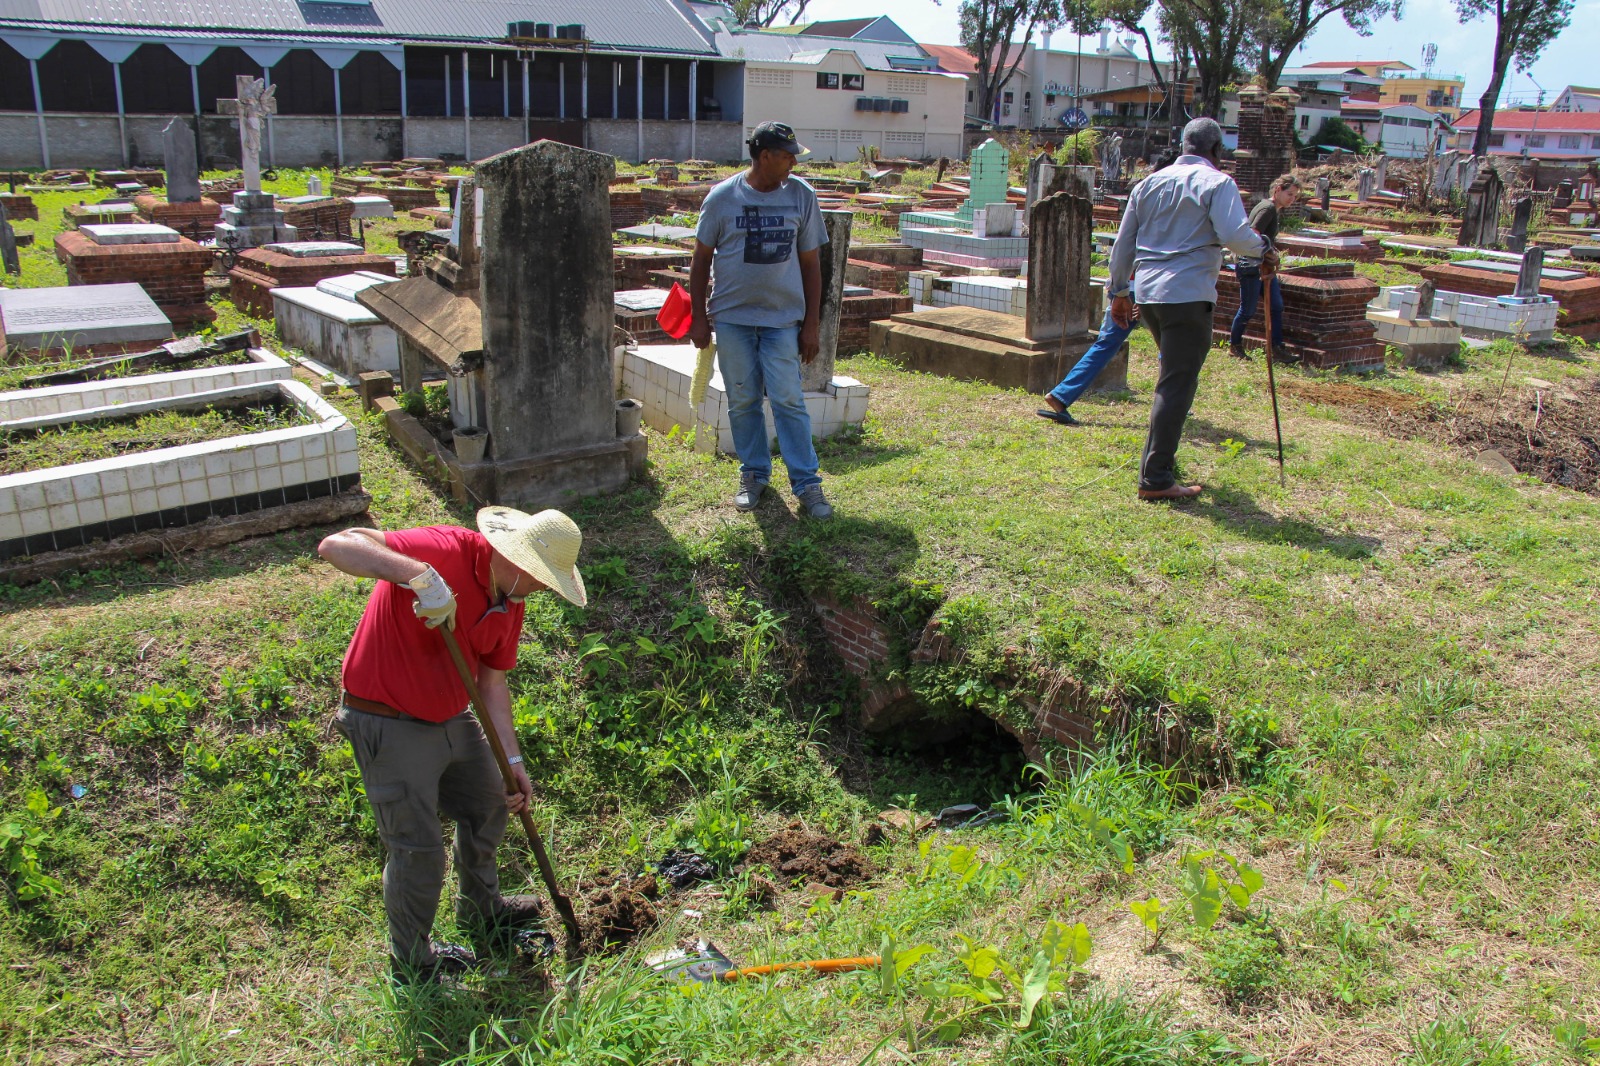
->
xmin=688 ymin=121 xmax=832 ymax=519
xmin=1228 ymin=175 xmax=1298 ymax=358
xmin=1036 ymin=293 xmax=1137 ymax=426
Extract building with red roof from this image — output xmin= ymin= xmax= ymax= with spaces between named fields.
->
xmin=1454 ymin=109 xmax=1600 ymax=159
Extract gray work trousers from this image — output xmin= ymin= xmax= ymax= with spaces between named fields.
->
xmin=334 ymin=705 xmax=507 ymax=965
xmin=1138 ymin=301 xmax=1215 ymax=492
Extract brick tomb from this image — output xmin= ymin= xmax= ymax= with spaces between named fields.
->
xmin=0 ymin=192 xmax=38 ymax=221
xmin=53 ymin=223 xmax=215 ymax=326
xmin=1419 ymin=260 xmax=1600 ymax=340
xmin=229 ymin=241 xmax=396 ymax=317
xmin=63 ymin=201 xmax=142 ymax=227
xmin=613 ymin=244 xmax=691 ymax=290
xmin=132 ymin=193 xmax=221 ymax=233
xmin=1211 ymin=260 xmax=1383 ymax=371
xmin=276 ymin=195 xmax=355 ymax=239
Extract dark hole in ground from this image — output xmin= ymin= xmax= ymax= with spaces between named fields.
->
xmin=579 ymin=872 xmax=660 ymax=954
xmin=848 ymin=717 xmax=1031 ymax=813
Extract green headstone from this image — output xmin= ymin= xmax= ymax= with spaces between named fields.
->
xmin=957 ymin=138 xmax=1011 ymax=224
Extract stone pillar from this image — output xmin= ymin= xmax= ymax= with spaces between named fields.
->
xmin=1514 ymin=247 xmax=1543 ymax=299
xmin=163 ymin=118 xmax=200 ymax=203
xmin=804 ymin=209 xmax=853 ymax=393
xmin=1232 ymin=85 xmax=1296 ymax=198
xmin=477 ymin=140 xmax=615 ymax=460
xmin=1025 ymin=189 xmax=1093 ymax=343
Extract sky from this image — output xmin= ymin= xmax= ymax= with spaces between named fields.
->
xmin=792 ymin=0 xmax=1600 ymax=110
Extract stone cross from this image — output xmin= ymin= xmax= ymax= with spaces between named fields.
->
xmin=804 ymin=209 xmax=853 ymax=393
xmin=0 ymin=200 xmax=18 ymax=275
xmin=162 ymin=117 xmax=200 ymax=203
xmin=218 ymin=75 xmax=277 ymax=194
xmin=1025 ymin=189 xmax=1094 ymax=343
xmin=1506 ymin=196 xmax=1533 ymax=253
xmin=957 ymin=138 xmax=1011 ymax=224
xmin=1514 ymin=247 xmax=1544 ymax=299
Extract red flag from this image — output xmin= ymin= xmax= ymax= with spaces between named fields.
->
xmin=655 ymin=282 xmax=693 ymax=339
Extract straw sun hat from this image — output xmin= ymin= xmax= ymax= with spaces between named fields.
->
xmin=475 ymin=506 xmax=588 ymax=608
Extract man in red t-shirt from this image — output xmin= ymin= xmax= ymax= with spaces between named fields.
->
xmin=319 ymin=505 xmax=588 ymax=983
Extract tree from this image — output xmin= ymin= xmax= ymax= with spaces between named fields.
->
xmin=960 ymin=0 xmax=1062 ymax=126
xmin=1310 ymin=115 xmax=1366 ymax=151
xmin=1068 ymin=0 xmax=1169 ymax=110
xmin=1454 ymin=0 xmax=1575 ymax=156
xmin=729 ymin=0 xmax=812 ymax=28
xmin=1255 ymin=0 xmax=1400 ymax=90
xmin=1158 ymin=0 xmax=1266 ymax=119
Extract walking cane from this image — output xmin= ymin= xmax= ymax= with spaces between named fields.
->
xmin=1259 ymin=255 xmax=1287 ymax=487
xmin=439 ymin=626 xmax=585 ymax=964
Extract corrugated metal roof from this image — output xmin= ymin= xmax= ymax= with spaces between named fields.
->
xmin=0 ymin=0 xmax=718 ymax=55
xmin=713 ymin=27 xmax=930 ymax=72
xmin=0 ymin=16 xmax=397 ymax=44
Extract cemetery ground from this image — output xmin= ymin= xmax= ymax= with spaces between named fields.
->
xmin=3 ymin=175 xmax=1600 ymax=1066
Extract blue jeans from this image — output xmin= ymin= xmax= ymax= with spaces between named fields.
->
xmin=1229 ymin=267 xmax=1283 ymax=349
xmin=713 ymin=321 xmax=821 ymax=493
xmin=1048 ymin=306 xmax=1133 ymax=409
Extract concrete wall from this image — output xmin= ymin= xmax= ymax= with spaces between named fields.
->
xmin=741 ymin=61 xmax=965 ymax=161
xmin=587 ymin=119 xmax=742 ymax=163
xmin=0 ymin=112 xmax=746 ymax=168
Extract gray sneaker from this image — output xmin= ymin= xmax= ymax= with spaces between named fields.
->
xmin=734 ymin=473 xmax=767 ymax=511
xmin=796 ymin=484 xmax=833 ymax=520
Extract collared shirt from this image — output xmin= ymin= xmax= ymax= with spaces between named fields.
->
xmin=340 ymin=526 xmax=524 ymax=722
xmin=1107 ymin=155 xmax=1266 ymax=305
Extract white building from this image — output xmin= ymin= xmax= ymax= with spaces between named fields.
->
xmin=1376 ymin=104 xmax=1450 ymax=158
xmin=1278 ymin=66 xmax=1384 ymax=141
xmin=1454 ymin=108 xmax=1600 ymax=159
xmin=1552 ymin=85 xmax=1600 ymax=113
xmin=699 ymin=11 xmax=966 ymax=160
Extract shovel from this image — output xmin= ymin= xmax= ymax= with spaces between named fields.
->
xmin=1260 ymin=256 xmax=1287 ymax=487
xmin=649 ymin=940 xmax=880 ymax=984
xmin=439 ymin=626 xmax=585 ymax=964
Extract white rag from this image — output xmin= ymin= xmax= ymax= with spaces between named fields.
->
xmin=689 ymin=340 xmax=717 ymax=408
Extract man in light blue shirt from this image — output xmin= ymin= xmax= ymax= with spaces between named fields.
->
xmin=1106 ymin=118 xmax=1277 ymax=500
xmin=689 ymin=121 xmax=832 ymax=519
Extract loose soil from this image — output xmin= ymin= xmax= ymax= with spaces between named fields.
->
xmin=742 ymin=829 xmax=875 ymax=889
xmin=1304 ymin=378 xmax=1600 ymax=494
xmin=579 ymin=872 xmax=661 ymax=954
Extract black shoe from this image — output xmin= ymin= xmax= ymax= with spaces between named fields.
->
xmin=1036 ymin=407 xmax=1079 ymax=426
xmin=390 ymin=942 xmax=479 ymax=985
xmin=467 ymin=894 xmax=547 ymax=955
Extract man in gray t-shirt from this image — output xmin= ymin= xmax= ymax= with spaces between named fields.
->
xmin=690 ymin=121 xmax=833 ymax=519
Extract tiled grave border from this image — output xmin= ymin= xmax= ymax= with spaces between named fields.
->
xmin=0 ymin=347 xmax=291 ymax=422
xmin=0 ymin=379 xmax=359 ymax=562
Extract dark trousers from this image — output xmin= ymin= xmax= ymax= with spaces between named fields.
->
xmin=1139 ymin=301 xmax=1214 ymax=492
xmin=1229 ymin=268 xmax=1283 ymax=349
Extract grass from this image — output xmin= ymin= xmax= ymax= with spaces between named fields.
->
xmin=2 ymin=163 xmax=1599 ymax=1064
xmin=0 ymin=401 xmax=315 ymax=475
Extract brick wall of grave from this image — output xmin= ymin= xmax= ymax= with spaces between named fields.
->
xmin=228 ymin=249 xmax=397 ymax=318
xmin=1233 ymin=97 xmax=1295 ymax=200
xmin=132 ymin=196 xmax=222 ymax=234
xmin=810 ymin=593 xmax=1097 ymax=763
xmin=1419 ymin=263 xmax=1600 ymax=338
xmin=847 ymin=258 xmax=914 ymax=292
xmin=1212 ymin=261 xmax=1385 ymax=371
xmin=614 ymin=250 xmax=691 ymax=290
xmin=610 ymin=190 xmax=646 ymax=229
xmin=53 ymin=232 xmax=215 ymax=326
xmin=279 ymin=199 xmax=355 ymax=237
xmin=838 ymin=292 xmax=914 ymax=351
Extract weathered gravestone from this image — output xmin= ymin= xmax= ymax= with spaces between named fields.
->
xmin=1356 ymin=168 xmax=1375 ymax=203
xmin=1025 ymin=190 xmax=1094 ymax=343
xmin=0 ymin=201 xmax=18 ymax=275
xmin=803 ymin=209 xmax=853 ymax=393
xmin=1505 ymin=197 xmax=1533 ymax=254
xmin=1457 ymin=165 xmax=1503 ymax=248
xmin=1432 ymin=150 xmax=1461 ymax=196
xmin=1515 ymin=248 xmax=1544 ymax=299
xmin=1374 ymin=155 xmax=1389 ymax=189
xmin=1316 ymin=176 xmax=1331 ymax=211
xmin=162 ymin=118 xmax=200 ymax=203
xmin=215 ymin=76 xmax=295 ymax=249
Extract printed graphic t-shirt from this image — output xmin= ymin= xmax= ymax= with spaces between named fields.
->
xmin=696 ymin=172 xmax=828 ymax=328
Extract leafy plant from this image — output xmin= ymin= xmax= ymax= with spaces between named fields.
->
xmin=916 ymin=920 xmax=1093 ymax=1039
xmin=1201 ymin=921 xmax=1284 ymax=1005
xmin=1406 ymin=1016 xmax=1518 ymax=1065
xmin=1068 ymin=802 xmax=1135 ymax=875
xmin=1181 ymin=849 xmax=1265 ymax=931
xmin=1127 ymin=896 xmax=1168 ymax=953
xmin=1554 ymin=1018 xmax=1600 ymax=1058
xmin=1 ymin=790 xmax=65 ymax=904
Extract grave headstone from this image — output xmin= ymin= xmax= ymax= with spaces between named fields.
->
xmin=0 ymin=282 xmax=171 ymax=349
xmin=804 ymin=209 xmax=854 ymax=393
xmin=1025 ymin=189 xmax=1094 ymax=343
xmin=1356 ymin=168 xmax=1374 ymax=203
xmin=974 ymin=202 xmax=1018 ymax=238
xmin=1374 ymin=155 xmax=1389 ymax=189
xmin=1505 ymin=196 xmax=1533 ymax=253
xmin=956 ymin=139 xmax=1011 ymax=224
xmin=1024 ymin=150 xmax=1052 ymax=215
xmin=1456 ymin=157 xmax=1480 ymax=197
xmin=1316 ymin=176 xmax=1331 ymax=211
xmin=1514 ymin=248 xmax=1544 ymax=299
xmin=1432 ymin=150 xmax=1461 ymax=195
xmin=1416 ymin=279 xmax=1435 ymax=319
xmin=1102 ymin=134 xmax=1123 ymax=184
xmin=80 ymin=223 xmax=182 ymax=246
xmin=0 ymin=201 xmax=17 ymax=275
xmin=214 ymin=76 xmax=294 ymax=249
xmin=307 ymin=175 xmax=324 ymax=196
xmin=1457 ymin=164 xmax=1503 ymax=249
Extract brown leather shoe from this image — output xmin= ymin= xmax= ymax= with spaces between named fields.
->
xmin=1228 ymin=344 xmax=1249 ymax=359
xmin=1138 ymin=484 xmax=1203 ymax=500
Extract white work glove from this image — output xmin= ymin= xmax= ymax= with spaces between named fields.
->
xmin=406 ymin=565 xmax=457 ymax=630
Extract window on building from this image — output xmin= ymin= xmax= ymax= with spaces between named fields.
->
xmin=1399 ymin=93 xmax=1417 ymax=103
xmin=1003 ymin=91 xmax=1013 ymax=104
xmin=842 ymin=73 xmax=863 ymax=91
xmin=1489 ymin=133 xmax=1505 ymax=147
xmin=1560 ymin=134 xmax=1581 ymax=148
xmin=1300 ymin=113 xmax=1310 ymax=129
xmin=1527 ymin=133 xmax=1545 ymax=147
xmin=816 ymin=72 xmax=839 ymax=90
xmin=1044 ymin=93 xmax=1055 ymax=104
xmin=966 ymin=90 xmax=973 ymax=103
xmin=1592 ymin=135 xmax=1600 ymax=149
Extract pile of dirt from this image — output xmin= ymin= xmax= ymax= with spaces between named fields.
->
xmin=580 ymin=873 xmax=660 ymax=954
xmin=743 ymin=829 xmax=875 ymax=889
xmin=1330 ymin=380 xmax=1600 ymax=494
